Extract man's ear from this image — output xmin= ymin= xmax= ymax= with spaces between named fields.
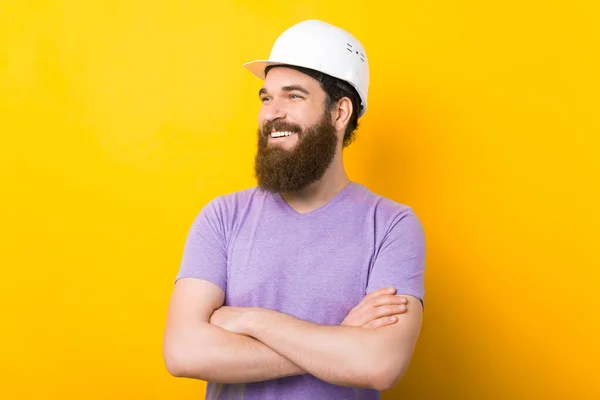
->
xmin=333 ymin=97 xmax=353 ymax=133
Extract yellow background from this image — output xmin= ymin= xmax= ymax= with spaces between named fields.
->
xmin=1 ymin=1 xmax=598 ymax=398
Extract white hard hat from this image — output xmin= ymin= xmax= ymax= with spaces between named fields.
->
xmin=243 ymin=20 xmax=370 ymax=117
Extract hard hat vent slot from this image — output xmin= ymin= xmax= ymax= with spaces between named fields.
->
xmin=346 ymin=43 xmax=365 ymax=62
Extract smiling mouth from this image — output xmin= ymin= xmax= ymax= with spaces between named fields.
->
xmin=270 ymin=131 xmax=297 ymax=138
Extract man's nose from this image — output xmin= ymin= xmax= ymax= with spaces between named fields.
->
xmin=263 ymin=101 xmax=287 ymax=123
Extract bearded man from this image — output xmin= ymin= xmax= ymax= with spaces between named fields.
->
xmin=164 ymin=19 xmax=426 ymax=400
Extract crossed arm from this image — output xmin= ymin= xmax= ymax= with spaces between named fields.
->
xmin=163 ymin=278 xmax=422 ymax=391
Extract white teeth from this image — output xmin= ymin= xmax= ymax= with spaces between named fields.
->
xmin=270 ymin=131 xmax=296 ymax=138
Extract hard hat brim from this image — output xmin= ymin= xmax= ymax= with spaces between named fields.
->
xmin=243 ymin=60 xmax=311 ymax=81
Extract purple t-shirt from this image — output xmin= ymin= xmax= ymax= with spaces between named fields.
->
xmin=175 ymin=181 xmax=426 ymax=400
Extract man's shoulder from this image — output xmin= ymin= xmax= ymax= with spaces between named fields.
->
xmin=350 ymin=182 xmax=415 ymax=218
xmin=351 ymin=183 xmax=425 ymax=247
xmin=201 ymin=186 xmax=269 ymax=216
xmin=213 ymin=185 xmax=260 ymax=202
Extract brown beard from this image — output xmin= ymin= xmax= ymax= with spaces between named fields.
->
xmin=254 ymin=108 xmax=338 ymax=193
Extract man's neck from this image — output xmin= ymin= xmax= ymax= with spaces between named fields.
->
xmin=280 ymin=156 xmax=350 ymax=214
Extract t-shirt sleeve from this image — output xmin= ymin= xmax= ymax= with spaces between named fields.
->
xmin=175 ymin=198 xmax=228 ymax=293
xmin=366 ymin=209 xmax=426 ymax=309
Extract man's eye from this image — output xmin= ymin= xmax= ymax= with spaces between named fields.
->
xmin=261 ymin=97 xmax=271 ymax=102
xmin=289 ymin=94 xmax=303 ymax=99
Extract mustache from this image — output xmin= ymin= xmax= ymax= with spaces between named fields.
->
xmin=262 ymin=120 xmax=302 ymax=136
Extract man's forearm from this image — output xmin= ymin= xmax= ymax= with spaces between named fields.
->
xmin=168 ymin=322 xmax=307 ymax=383
xmin=240 ymin=308 xmax=385 ymax=390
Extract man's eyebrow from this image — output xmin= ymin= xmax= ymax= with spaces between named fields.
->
xmin=258 ymin=85 xmax=310 ymax=97
xmin=282 ymin=85 xmax=310 ymax=95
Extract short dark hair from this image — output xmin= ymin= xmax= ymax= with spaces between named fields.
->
xmin=265 ymin=65 xmax=362 ymax=147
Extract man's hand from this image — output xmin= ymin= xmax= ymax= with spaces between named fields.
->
xmin=341 ymin=287 xmax=408 ymax=329
xmin=210 ymin=287 xmax=408 ymax=334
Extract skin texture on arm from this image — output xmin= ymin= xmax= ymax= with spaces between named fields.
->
xmin=235 ymin=295 xmax=423 ymax=391
xmin=163 ymin=278 xmax=307 ymax=383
